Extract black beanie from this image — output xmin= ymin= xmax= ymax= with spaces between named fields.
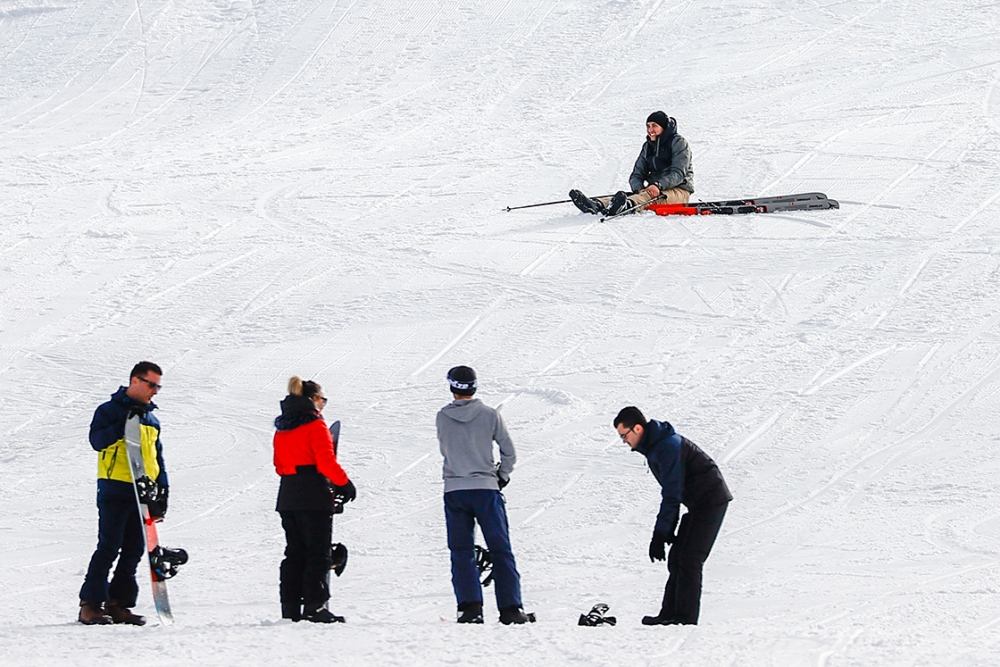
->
xmin=646 ymin=110 xmax=670 ymax=129
xmin=447 ymin=366 xmax=477 ymax=395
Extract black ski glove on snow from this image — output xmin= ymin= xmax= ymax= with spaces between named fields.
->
xmin=497 ymin=471 xmax=510 ymax=490
xmin=648 ymin=530 xmax=671 ymax=562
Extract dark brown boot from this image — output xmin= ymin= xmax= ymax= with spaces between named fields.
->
xmin=106 ymin=600 xmax=146 ymax=626
xmin=78 ymin=601 xmax=112 ymax=625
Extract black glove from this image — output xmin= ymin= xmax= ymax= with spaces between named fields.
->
xmin=497 ymin=470 xmax=510 ymax=490
xmin=648 ymin=530 xmax=671 ymax=562
xmin=334 ymin=479 xmax=356 ymax=504
xmin=146 ymin=484 xmax=168 ymax=519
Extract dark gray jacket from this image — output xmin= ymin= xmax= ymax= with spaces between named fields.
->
xmin=629 ymin=123 xmax=695 ymax=194
xmin=436 ymin=398 xmax=515 ymax=493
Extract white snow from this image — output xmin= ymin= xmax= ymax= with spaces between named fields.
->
xmin=2 ymin=0 xmax=1000 ymax=663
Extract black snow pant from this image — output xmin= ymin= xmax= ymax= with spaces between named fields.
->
xmin=660 ymin=502 xmax=727 ymax=624
xmin=279 ymin=510 xmax=333 ymax=619
xmin=79 ymin=494 xmax=144 ymax=607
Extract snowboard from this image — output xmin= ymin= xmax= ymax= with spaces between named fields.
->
xmin=328 ymin=419 xmax=349 ymax=575
xmin=124 ymin=414 xmax=186 ymax=625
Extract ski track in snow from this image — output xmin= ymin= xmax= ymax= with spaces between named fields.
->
xmin=3 ymin=0 xmax=1000 ymax=664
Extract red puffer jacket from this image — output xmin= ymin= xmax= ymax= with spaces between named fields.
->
xmin=273 ymin=396 xmax=349 ymax=511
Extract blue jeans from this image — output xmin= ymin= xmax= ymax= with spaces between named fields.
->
xmin=79 ymin=495 xmax=144 ymax=606
xmin=444 ymin=489 xmax=522 ymax=610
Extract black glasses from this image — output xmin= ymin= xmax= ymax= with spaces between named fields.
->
xmin=317 ymin=396 xmax=328 ymax=407
xmin=618 ymin=426 xmax=634 ymax=442
xmin=138 ymin=377 xmax=162 ymax=390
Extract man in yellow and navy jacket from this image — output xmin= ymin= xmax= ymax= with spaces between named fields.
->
xmin=79 ymin=361 xmax=169 ymax=626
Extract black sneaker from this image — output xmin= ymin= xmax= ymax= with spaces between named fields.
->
xmin=607 ymin=191 xmax=635 ymax=216
xmin=499 ymin=606 xmax=536 ymax=625
xmin=457 ymin=601 xmax=484 ymax=624
xmin=303 ymin=606 xmax=346 ymax=623
xmin=569 ymin=190 xmax=606 ymax=215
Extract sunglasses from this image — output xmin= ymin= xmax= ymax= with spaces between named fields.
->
xmin=137 ymin=377 xmax=162 ymax=391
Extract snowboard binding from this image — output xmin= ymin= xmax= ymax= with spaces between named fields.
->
xmin=475 ymin=545 xmax=494 ymax=587
xmin=150 ymin=546 xmax=188 ymax=580
xmin=330 ymin=542 xmax=348 ymax=577
xmin=578 ymin=603 xmax=616 ymax=626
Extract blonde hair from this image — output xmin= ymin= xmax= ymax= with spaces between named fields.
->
xmin=288 ymin=376 xmax=322 ymax=399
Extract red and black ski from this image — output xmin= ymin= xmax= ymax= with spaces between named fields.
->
xmin=646 ymin=192 xmax=838 ymax=217
xmin=601 ymin=192 xmax=838 ymax=221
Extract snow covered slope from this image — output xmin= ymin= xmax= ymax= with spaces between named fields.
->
xmin=2 ymin=0 xmax=1000 ymax=663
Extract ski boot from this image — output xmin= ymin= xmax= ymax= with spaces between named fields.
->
xmin=607 ymin=191 xmax=637 ymax=216
xmin=569 ymin=190 xmax=607 ymax=215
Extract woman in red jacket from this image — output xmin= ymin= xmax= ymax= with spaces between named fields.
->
xmin=273 ymin=376 xmax=356 ymax=623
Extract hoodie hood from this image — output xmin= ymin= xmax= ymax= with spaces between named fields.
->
xmin=634 ymin=419 xmax=676 ymax=457
xmin=440 ymin=398 xmax=487 ymax=423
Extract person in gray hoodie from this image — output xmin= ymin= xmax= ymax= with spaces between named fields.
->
xmin=437 ymin=365 xmax=533 ymax=625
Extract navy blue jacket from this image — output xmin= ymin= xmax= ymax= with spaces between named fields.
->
xmin=89 ymin=387 xmax=168 ymax=503
xmin=634 ymin=420 xmax=731 ymax=535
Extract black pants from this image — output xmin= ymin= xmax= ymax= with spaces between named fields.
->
xmin=80 ymin=495 xmax=144 ymax=606
xmin=279 ymin=510 xmax=332 ymax=617
xmin=661 ymin=502 xmax=727 ymax=624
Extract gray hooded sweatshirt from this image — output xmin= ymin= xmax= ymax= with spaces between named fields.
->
xmin=437 ymin=398 xmax=515 ymax=493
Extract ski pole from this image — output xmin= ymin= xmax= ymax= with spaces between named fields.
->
xmin=504 ymin=194 xmax=617 ymax=212
xmin=599 ymin=193 xmax=668 ymax=222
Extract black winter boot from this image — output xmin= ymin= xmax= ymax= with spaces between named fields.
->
xmin=499 ymin=605 xmax=536 ymax=625
xmin=303 ymin=605 xmax=345 ymax=624
xmin=457 ymin=601 xmax=484 ymax=624
xmin=641 ymin=612 xmax=693 ymax=625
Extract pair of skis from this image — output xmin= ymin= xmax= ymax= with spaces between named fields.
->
xmin=600 ymin=191 xmax=839 ymax=221
xmin=124 ymin=416 xmax=188 ymax=626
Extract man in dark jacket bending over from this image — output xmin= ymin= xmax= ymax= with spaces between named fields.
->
xmin=614 ymin=406 xmax=731 ymax=625
xmin=571 ymin=111 xmax=695 ymax=217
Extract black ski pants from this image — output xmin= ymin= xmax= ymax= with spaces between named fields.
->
xmin=279 ymin=510 xmax=332 ymax=616
xmin=661 ymin=502 xmax=727 ymax=624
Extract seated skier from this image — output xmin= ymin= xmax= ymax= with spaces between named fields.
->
xmin=570 ymin=111 xmax=694 ymax=216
